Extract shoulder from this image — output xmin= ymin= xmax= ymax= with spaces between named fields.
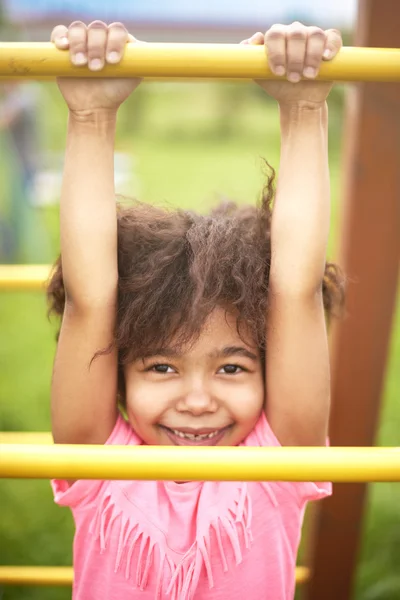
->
xmin=242 ymin=411 xmax=280 ymax=448
xmin=243 ymin=412 xmax=332 ymax=506
xmin=106 ymin=412 xmax=140 ymax=446
xmin=51 ymin=413 xmax=141 ymax=508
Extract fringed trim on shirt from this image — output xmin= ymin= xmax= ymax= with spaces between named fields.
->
xmin=89 ymin=482 xmax=254 ymax=599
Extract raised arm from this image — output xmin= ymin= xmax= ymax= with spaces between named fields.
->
xmin=49 ymin=21 xmax=141 ymax=444
xmin=243 ymin=24 xmax=342 ymax=445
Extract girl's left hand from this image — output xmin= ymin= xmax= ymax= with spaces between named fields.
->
xmin=240 ymin=23 xmax=342 ymax=107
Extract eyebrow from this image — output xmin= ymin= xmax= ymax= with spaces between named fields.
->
xmin=209 ymin=346 xmax=259 ymax=361
xmin=142 ymin=346 xmax=258 ymax=362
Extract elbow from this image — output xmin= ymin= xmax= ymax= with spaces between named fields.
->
xmin=52 ymin=424 xmax=107 ymax=446
xmin=279 ymin=425 xmax=329 ymax=447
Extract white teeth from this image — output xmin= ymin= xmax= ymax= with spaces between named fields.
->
xmin=170 ymin=428 xmax=220 ymax=440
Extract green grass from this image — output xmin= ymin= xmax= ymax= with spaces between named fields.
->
xmin=0 ymin=82 xmax=398 ymax=600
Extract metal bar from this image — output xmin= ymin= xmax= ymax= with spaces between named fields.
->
xmin=305 ymin=1 xmax=400 ymax=599
xmin=0 ymin=566 xmax=74 ymax=586
xmin=1 ymin=444 xmax=399 ymax=481
xmin=0 ymin=43 xmax=400 ymax=81
xmin=0 ymin=264 xmax=51 ymax=290
xmin=0 ymin=565 xmax=310 ymax=586
xmin=0 ymin=432 xmax=53 ymax=444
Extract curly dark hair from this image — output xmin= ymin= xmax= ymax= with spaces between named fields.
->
xmin=47 ymin=166 xmax=345 ymax=402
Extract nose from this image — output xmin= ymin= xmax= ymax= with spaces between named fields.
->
xmin=176 ymin=386 xmax=218 ymax=416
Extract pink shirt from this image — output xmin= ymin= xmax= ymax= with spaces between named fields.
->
xmin=52 ymin=413 xmax=331 ymax=600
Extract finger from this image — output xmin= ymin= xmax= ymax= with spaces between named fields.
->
xmin=127 ymin=33 xmax=142 ymax=43
xmin=264 ymin=24 xmax=287 ymax=76
xmin=50 ymin=25 xmax=69 ymax=49
xmin=87 ymin=20 xmax=108 ymax=71
xmin=323 ymin=28 xmax=343 ymax=60
xmin=68 ymin=21 xmax=88 ymax=66
xmin=240 ymin=40 xmax=250 ymax=45
xmin=105 ymin=22 xmax=129 ymax=63
xmin=303 ymin=27 xmax=326 ymax=78
xmin=286 ymin=22 xmax=307 ymax=82
xmin=248 ymin=32 xmax=264 ymax=45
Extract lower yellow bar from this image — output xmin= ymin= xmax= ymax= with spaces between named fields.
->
xmin=0 ymin=265 xmax=51 ymax=291
xmin=1 ymin=443 xmax=399 ymax=482
xmin=0 ymin=565 xmax=310 ymax=585
xmin=0 ymin=432 xmax=53 ymax=444
xmin=0 ymin=566 xmax=73 ymax=586
xmin=0 ymin=43 xmax=399 ymax=81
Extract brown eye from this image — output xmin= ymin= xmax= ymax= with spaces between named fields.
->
xmin=219 ymin=364 xmax=243 ymax=374
xmin=151 ymin=364 xmax=172 ymax=373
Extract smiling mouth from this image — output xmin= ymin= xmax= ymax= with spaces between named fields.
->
xmin=159 ymin=425 xmax=231 ymax=446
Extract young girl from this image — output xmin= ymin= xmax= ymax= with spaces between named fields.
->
xmin=47 ymin=19 xmax=344 ymax=600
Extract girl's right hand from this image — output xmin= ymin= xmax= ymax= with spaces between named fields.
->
xmin=51 ymin=21 xmax=142 ymax=115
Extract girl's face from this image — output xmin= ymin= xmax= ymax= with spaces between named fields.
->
xmin=124 ymin=308 xmax=264 ymax=447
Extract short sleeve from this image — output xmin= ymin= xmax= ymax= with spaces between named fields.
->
xmin=243 ymin=412 xmax=332 ymax=505
xmin=51 ymin=414 xmax=141 ymax=509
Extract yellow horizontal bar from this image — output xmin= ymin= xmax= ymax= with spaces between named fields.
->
xmin=0 ymin=43 xmax=400 ymax=81
xmin=0 ymin=432 xmax=53 ymax=444
xmin=1 ymin=444 xmax=400 ymax=481
xmin=0 ymin=566 xmax=73 ymax=586
xmin=0 ymin=76 xmax=247 ymax=82
xmin=0 ymin=265 xmax=51 ymax=291
xmin=0 ymin=565 xmax=310 ymax=585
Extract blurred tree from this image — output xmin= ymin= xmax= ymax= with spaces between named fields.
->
xmin=0 ymin=0 xmax=5 ymax=27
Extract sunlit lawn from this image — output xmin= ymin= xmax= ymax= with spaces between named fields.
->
xmin=0 ymin=82 xmax=399 ymax=600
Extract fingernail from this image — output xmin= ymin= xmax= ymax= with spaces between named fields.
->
xmin=73 ymin=52 xmax=87 ymax=65
xmin=59 ymin=37 xmax=69 ymax=46
xmin=303 ymin=67 xmax=316 ymax=78
xmin=288 ymin=72 xmax=301 ymax=83
xmin=274 ymin=66 xmax=285 ymax=76
xmin=107 ymin=51 xmax=120 ymax=63
xmin=323 ymin=49 xmax=332 ymax=59
xmin=89 ymin=58 xmax=104 ymax=71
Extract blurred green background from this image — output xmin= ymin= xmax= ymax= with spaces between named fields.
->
xmin=0 ymin=81 xmax=399 ymax=600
